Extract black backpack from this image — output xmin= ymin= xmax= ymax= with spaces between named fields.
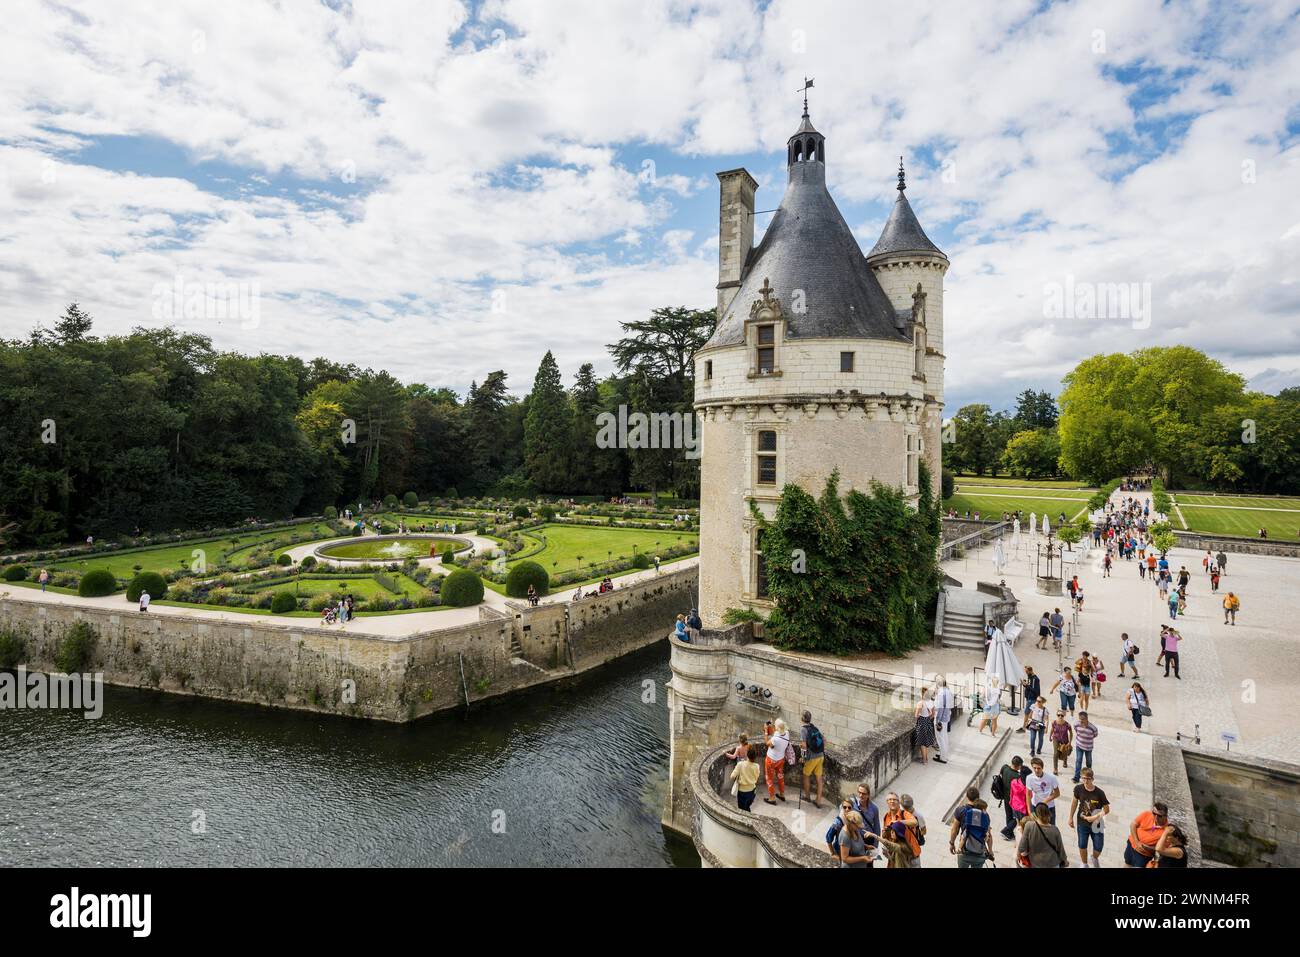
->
xmin=990 ymin=768 xmax=1008 ymax=802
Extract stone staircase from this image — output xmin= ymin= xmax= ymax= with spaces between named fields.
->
xmin=941 ymin=607 xmax=987 ymax=651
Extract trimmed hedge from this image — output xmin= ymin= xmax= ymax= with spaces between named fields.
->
xmin=276 ymin=552 xmax=293 ymax=566
xmin=383 ymin=494 xmax=399 ymax=509
xmin=270 ymin=593 xmax=298 ymax=614
xmin=324 ymin=505 xmax=337 ymax=519
xmin=403 ymin=491 xmax=419 ymax=508
xmin=632 ymin=552 xmax=652 ymax=569
xmin=78 ymin=568 xmax=118 ymax=597
xmin=2 ymin=564 xmax=27 ymax=581
xmin=512 ymin=504 xmax=530 ymax=519
xmin=440 ymin=569 xmax=484 ymax=607
xmin=300 ymin=555 xmax=317 ymax=570
xmin=442 ymin=545 xmax=457 ymax=565
xmin=126 ymin=571 xmax=168 ymax=602
xmin=505 ymin=560 xmax=549 ymax=598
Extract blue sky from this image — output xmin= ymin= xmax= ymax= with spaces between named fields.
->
xmin=2 ymin=0 xmax=1299 ymax=413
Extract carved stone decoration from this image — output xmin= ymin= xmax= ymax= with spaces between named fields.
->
xmin=834 ymin=402 xmax=849 ymax=419
xmin=911 ymin=282 xmax=927 ymax=326
xmin=772 ymin=403 xmax=787 ymax=420
xmin=721 ymin=404 xmax=735 ymax=421
xmin=744 ymin=404 xmax=759 ymax=420
xmin=803 ymin=402 xmax=818 ymax=420
xmin=748 ymin=276 xmax=785 ymax=323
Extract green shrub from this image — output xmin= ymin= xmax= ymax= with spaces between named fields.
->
xmin=276 ymin=553 xmax=293 ymax=566
xmin=505 ymin=560 xmax=549 ymax=598
xmin=722 ymin=606 xmax=764 ymax=625
xmin=324 ymin=505 xmax=337 ymax=519
xmin=300 ymin=555 xmax=317 ymax=570
xmin=383 ymin=494 xmax=399 ymax=509
xmin=308 ymin=594 xmax=334 ymax=612
xmin=2 ymin=564 xmax=28 ymax=582
xmin=444 ymin=487 xmax=459 ymax=500
xmin=632 ymin=552 xmax=652 ymax=569
xmin=512 ymin=504 xmax=530 ymax=519
xmin=78 ymin=568 xmax=118 ymax=597
xmin=250 ymin=590 xmax=276 ymax=609
xmin=403 ymin=491 xmax=419 ymax=508
xmin=0 ymin=629 xmax=26 ymax=668
xmin=270 ymin=592 xmax=298 ymax=614
xmin=539 ymin=505 xmax=556 ymax=521
xmin=125 ymin=571 xmax=168 ymax=602
xmin=442 ymin=546 xmax=457 ymax=566
xmin=55 ymin=620 xmax=97 ymax=672
xmin=440 ymin=569 xmax=484 ymax=607
xmin=941 ymin=469 xmax=955 ymax=500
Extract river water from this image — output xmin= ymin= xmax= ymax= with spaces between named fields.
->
xmin=0 ymin=644 xmax=698 ymax=867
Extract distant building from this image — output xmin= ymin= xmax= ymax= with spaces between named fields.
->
xmin=694 ymin=102 xmax=948 ymax=627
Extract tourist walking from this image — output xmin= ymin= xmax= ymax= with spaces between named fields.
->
xmin=138 ymin=589 xmax=151 ymax=613
xmin=800 ymin=710 xmax=826 ymax=808
xmin=994 ymin=755 xmax=1028 ymax=839
xmin=38 ymin=568 xmax=49 ymax=592
xmin=1018 ymin=666 xmax=1041 ymax=732
xmin=1127 ymin=682 xmax=1151 ymax=732
xmin=1124 ymin=802 xmax=1170 ymax=868
xmin=1223 ymin=591 xmax=1239 ymax=625
xmin=933 ymin=678 xmax=953 ymax=764
xmin=1026 ymin=696 xmax=1048 ymax=757
xmin=1036 ymin=611 xmax=1051 ymax=650
xmin=914 ymin=690 xmax=937 ymax=762
xmin=1119 ymin=633 xmax=1140 ymax=678
xmin=1163 ymin=627 xmax=1182 ymax=679
xmin=1216 ymin=550 xmax=1228 ymax=575
xmin=1072 ymin=711 xmax=1098 ymax=782
xmin=763 ymin=719 xmax=790 ymax=805
xmin=1024 ymin=757 xmax=1061 ymax=825
xmin=1049 ymin=710 xmax=1073 ymax=775
xmin=729 ymin=745 xmax=760 ymax=812
xmin=949 ymin=787 xmax=994 ymax=868
xmin=1091 ymin=653 xmax=1106 ymax=698
xmin=978 ymin=675 xmax=1001 ymax=734
xmin=1049 ymin=668 xmax=1078 ymax=715
xmin=1017 ymin=803 xmax=1069 ymax=868
xmin=1050 ymin=608 xmax=1065 ymax=650
xmin=1068 ymin=767 xmax=1110 ymax=868
xmin=1076 ymin=652 xmax=1094 ymax=710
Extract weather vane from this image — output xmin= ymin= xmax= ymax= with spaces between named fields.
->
xmin=799 ymin=76 xmax=814 ymax=114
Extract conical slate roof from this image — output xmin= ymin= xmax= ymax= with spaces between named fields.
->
xmin=867 ymin=188 xmax=945 ymax=260
xmin=705 ymin=160 xmax=906 ymax=349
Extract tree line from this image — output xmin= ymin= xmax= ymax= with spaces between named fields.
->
xmin=0 ymin=304 xmax=714 ymax=547
xmin=943 ymin=347 xmax=1300 ymax=493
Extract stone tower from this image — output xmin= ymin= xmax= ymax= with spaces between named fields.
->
xmin=693 ymin=106 xmax=948 ymax=628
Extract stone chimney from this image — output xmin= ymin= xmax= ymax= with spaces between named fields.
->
xmin=715 ymin=169 xmax=758 ymax=318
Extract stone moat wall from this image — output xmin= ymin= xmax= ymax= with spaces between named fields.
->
xmin=0 ymin=566 xmax=698 ymax=723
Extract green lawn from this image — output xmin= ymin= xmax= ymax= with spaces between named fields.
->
xmin=317 ymin=536 xmax=466 ymax=561
xmin=1175 ymin=493 xmax=1300 ymax=509
xmin=944 ymin=492 xmax=1093 ymax=522
xmin=510 ymin=523 xmax=698 ymax=577
xmin=954 ymin=475 xmax=1092 ymax=489
xmin=44 ymin=523 xmax=338 ymax=580
xmin=1177 ymin=504 xmax=1300 ymax=539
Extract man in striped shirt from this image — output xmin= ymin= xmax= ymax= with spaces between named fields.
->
xmin=1072 ymin=711 xmax=1099 ymax=783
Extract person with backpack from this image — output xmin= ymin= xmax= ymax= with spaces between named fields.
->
xmin=1068 ymin=767 xmax=1110 ymax=868
xmin=1018 ymin=666 xmax=1041 ymax=735
xmin=762 ymin=719 xmax=791 ymax=805
xmin=994 ymin=755 xmax=1028 ymax=839
xmin=1119 ymin=632 xmax=1140 ymax=678
xmin=949 ymin=787 xmax=994 ymax=868
xmin=825 ymin=783 xmax=881 ymax=864
xmin=1223 ymin=591 xmax=1240 ymax=625
xmin=800 ymin=710 xmax=827 ymax=808
xmin=1018 ymin=802 xmax=1069 ymax=867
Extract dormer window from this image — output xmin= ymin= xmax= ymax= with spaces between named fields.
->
xmin=745 ymin=278 xmax=785 ymax=378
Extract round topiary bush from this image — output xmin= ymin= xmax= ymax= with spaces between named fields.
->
xmin=512 ymin=504 xmax=531 ymax=519
xmin=2 ymin=564 xmax=28 ymax=582
xmin=539 ymin=505 xmax=556 ymax=521
xmin=383 ymin=493 xmax=399 ymax=509
xmin=632 ymin=552 xmax=652 ymax=569
xmin=444 ymin=487 xmax=459 ymax=500
xmin=300 ymin=555 xmax=317 ymax=570
xmin=403 ymin=491 xmax=419 ymax=508
xmin=270 ymin=592 xmax=298 ymax=614
xmin=440 ymin=568 xmax=484 ymax=607
xmin=78 ymin=568 xmax=118 ymax=597
xmin=505 ymin=560 xmax=549 ymax=598
xmin=125 ymin=571 xmax=168 ymax=602
xmin=277 ymin=553 xmax=293 ymax=566
xmin=442 ymin=545 xmax=457 ymax=565
xmin=324 ymin=505 xmax=337 ymax=519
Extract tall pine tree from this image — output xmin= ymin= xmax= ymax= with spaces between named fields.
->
xmin=524 ymin=351 xmax=573 ymax=493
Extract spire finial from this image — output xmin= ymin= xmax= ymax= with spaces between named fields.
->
xmin=800 ymin=76 xmax=814 ymax=117
xmin=897 ymin=156 xmax=906 ymax=192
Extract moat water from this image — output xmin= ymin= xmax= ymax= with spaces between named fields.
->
xmin=0 ymin=644 xmax=698 ymax=867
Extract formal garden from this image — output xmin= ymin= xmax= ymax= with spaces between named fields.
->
xmin=0 ymin=495 xmax=701 ymax=617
